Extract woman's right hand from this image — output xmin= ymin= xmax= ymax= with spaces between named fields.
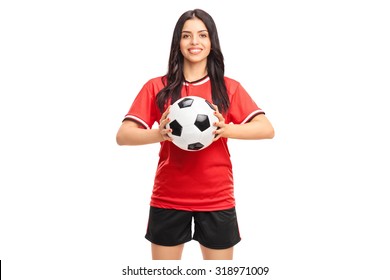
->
xmin=159 ymin=106 xmax=172 ymax=141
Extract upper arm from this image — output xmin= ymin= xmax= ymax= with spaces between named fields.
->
xmin=116 ymin=120 xmax=144 ymax=144
xmin=120 ymin=119 xmax=145 ymax=129
xmin=249 ymin=114 xmax=275 ymax=138
xmin=249 ymin=113 xmax=267 ymax=123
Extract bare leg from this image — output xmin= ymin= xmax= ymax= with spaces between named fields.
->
xmin=151 ymin=243 xmax=185 ymax=260
xmin=200 ymin=245 xmax=233 ymax=260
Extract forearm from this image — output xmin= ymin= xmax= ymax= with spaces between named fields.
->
xmin=219 ymin=114 xmax=275 ymax=140
xmin=116 ymin=122 xmax=164 ymax=146
xmin=224 ymin=122 xmax=272 ymax=139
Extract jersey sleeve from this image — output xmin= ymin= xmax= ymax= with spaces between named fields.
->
xmin=123 ymin=79 xmax=160 ymax=129
xmin=227 ymin=81 xmax=265 ymax=124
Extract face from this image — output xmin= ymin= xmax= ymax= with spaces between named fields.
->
xmin=180 ymin=18 xmax=211 ymax=65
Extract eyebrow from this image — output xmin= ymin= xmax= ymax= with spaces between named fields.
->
xmin=181 ymin=30 xmax=208 ymax=33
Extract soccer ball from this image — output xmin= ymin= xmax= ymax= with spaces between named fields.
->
xmin=166 ymin=96 xmax=218 ymax=151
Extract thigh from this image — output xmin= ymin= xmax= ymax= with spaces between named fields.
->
xmin=152 ymin=243 xmax=185 ymax=260
xmin=200 ymin=244 xmax=233 ymax=260
xmin=145 ymin=206 xmax=193 ymax=246
xmin=193 ymin=207 xmax=241 ymax=250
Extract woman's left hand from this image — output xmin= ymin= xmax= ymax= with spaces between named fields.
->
xmin=212 ymin=104 xmax=229 ymax=141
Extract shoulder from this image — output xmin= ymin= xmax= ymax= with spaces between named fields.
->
xmin=224 ymin=76 xmax=240 ymax=86
xmin=223 ymin=76 xmax=243 ymax=93
xmin=144 ymin=76 xmax=166 ymax=88
xmin=138 ymin=76 xmax=167 ymax=96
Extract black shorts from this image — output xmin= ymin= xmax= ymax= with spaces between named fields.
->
xmin=145 ymin=206 xmax=241 ymax=249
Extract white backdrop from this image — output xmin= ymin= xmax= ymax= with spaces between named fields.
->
xmin=1 ymin=0 xmax=389 ymax=279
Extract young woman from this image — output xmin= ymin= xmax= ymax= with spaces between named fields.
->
xmin=116 ymin=9 xmax=274 ymax=260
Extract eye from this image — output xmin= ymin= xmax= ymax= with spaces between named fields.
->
xmin=199 ymin=33 xmax=208 ymax=38
xmin=182 ymin=34 xmax=190 ymax=39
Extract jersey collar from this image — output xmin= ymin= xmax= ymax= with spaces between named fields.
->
xmin=183 ymin=76 xmax=210 ymax=86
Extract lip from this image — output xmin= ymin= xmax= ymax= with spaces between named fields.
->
xmin=188 ymin=48 xmax=202 ymax=54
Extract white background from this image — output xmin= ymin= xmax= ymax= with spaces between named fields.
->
xmin=1 ymin=0 xmax=389 ymax=279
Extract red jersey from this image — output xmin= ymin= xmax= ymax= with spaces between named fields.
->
xmin=124 ymin=76 xmax=264 ymax=211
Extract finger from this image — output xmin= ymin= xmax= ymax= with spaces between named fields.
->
xmin=213 ymin=120 xmax=225 ymax=128
xmin=162 ymin=106 xmax=171 ymax=118
xmin=161 ymin=127 xmax=172 ymax=134
xmin=160 ymin=129 xmax=173 ymax=141
xmin=213 ymin=131 xmax=222 ymax=141
xmin=213 ymin=111 xmax=225 ymax=123
xmin=161 ymin=117 xmax=171 ymax=127
xmin=164 ymin=132 xmax=173 ymax=141
xmin=212 ymin=123 xmax=223 ymax=141
xmin=213 ymin=124 xmax=222 ymax=133
xmin=212 ymin=104 xmax=222 ymax=119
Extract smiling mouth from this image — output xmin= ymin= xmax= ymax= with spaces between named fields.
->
xmin=188 ymin=48 xmax=202 ymax=54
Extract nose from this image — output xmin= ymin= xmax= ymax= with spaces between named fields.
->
xmin=191 ymin=36 xmax=198 ymax=45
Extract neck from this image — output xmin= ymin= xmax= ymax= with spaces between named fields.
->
xmin=183 ymin=61 xmax=208 ymax=82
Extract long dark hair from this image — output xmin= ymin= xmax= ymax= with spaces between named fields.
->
xmin=156 ymin=9 xmax=229 ymax=113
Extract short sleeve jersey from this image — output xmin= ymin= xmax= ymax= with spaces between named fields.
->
xmin=124 ymin=76 xmax=264 ymax=211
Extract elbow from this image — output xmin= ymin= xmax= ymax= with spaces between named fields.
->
xmin=253 ymin=115 xmax=274 ymax=140
xmin=116 ymin=131 xmax=125 ymax=146
xmin=267 ymin=126 xmax=275 ymax=139
xmin=116 ymin=135 xmax=123 ymax=146
xmin=262 ymin=125 xmax=275 ymax=139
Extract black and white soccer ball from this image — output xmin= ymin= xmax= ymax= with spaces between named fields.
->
xmin=166 ymin=96 xmax=218 ymax=151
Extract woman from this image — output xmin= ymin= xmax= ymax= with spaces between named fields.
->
xmin=116 ymin=9 xmax=274 ymax=260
